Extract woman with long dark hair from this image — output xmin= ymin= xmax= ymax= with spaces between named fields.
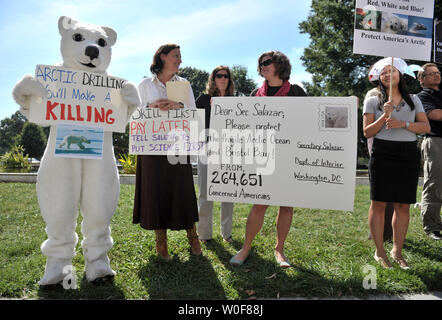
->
xmin=196 ymin=66 xmax=235 ymax=243
xmin=363 ymin=57 xmax=430 ymax=269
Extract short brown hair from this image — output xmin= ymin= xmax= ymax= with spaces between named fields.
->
xmin=206 ymin=66 xmax=235 ymax=97
xmin=257 ymin=50 xmax=291 ymax=81
xmin=418 ymin=63 xmax=439 ymax=81
xmin=150 ymin=44 xmax=180 ymax=75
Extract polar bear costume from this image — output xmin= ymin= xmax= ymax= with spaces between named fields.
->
xmin=12 ymin=16 xmax=141 ymax=285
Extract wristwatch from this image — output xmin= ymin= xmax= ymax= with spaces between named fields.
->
xmin=405 ymin=121 xmax=410 ymax=129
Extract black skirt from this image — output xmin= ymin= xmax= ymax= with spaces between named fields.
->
xmin=368 ymin=138 xmax=421 ymax=203
xmin=133 ymin=155 xmax=198 ymax=230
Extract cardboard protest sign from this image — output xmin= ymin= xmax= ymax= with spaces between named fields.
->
xmin=206 ymin=97 xmax=358 ymax=212
xmin=129 ymin=108 xmax=205 ymax=155
xmin=166 ymin=80 xmax=191 ymax=107
xmin=353 ymin=0 xmax=434 ymax=61
xmin=29 ymin=64 xmax=128 ymax=132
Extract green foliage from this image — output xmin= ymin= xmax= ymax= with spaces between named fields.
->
xmin=18 ymin=122 xmax=47 ymax=160
xmin=231 ymin=65 xmax=257 ymax=96
xmin=118 ymin=153 xmax=137 ymax=174
xmin=299 ymin=0 xmax=375 ymax=159
xmin=299 ymin=0 xmax=442 ymax=160
xmin=178 ymin=66 xmax=210 ymax=99
xmin=0 ymin=111 xmax=27 ymax=155
xmin=113 ymin=124 xmax=130 ymax=159
xmin=0 ymin=145 xmax=31 ymax=171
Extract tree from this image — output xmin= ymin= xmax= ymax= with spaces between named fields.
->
xmin=231 ymin=65 xmax=257 ymax=96
xmin=299 ymin=1 xmax=441 ymax=161
xmin=0 ymin=111 xmax=27 ymax=155
xmin=178 ymin=66 xmax=209 ymax=99
xmin=18 ymin=122 xmax=47 ymax=160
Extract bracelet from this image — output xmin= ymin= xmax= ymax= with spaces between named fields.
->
xmin=405 ymin=121 xmax=410 ymax=129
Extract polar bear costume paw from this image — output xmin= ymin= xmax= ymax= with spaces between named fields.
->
xmin=38 ymin=258 xmax=72 ymax=286
xmin=85 ymin=255 xmax=116 ymax=282
xmin=12 ymin=74 xmax=47 ymax=118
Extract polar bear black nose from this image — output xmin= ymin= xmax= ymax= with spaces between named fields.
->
xmin=85 ymin=46 xmax=99 ymax=60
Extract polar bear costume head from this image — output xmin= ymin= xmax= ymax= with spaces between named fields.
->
xmin=58 ymin=16 xmax=117 ymax=74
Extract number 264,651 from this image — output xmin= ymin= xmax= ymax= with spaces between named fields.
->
xmin=211 ymin=171 xmax=263 ymax=187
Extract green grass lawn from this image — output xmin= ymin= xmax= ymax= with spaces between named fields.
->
xmin=0 ymin=183 xmax=440 ymax=299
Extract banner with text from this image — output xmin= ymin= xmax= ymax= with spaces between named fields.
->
xmin=206 ymin=97 xmax=358 ymax=212
xmin=353 ymin=0 xmax=434 ymax=61
xmin=29 ymin=64 xmax=128 ymax=132
xmin=129 ymin=107 xmax=205 ymax=155
xmin=435 ymin=19 xmax=442 ymax=63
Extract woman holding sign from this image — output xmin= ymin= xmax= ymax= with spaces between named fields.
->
xmin=230 ymin=51 xmax=306 ymax=267
xmin=196 ymin=66 xmax=236 ymax=244
xmin=133 ymin=44 xmax=202 ymax=260
xmin=363 ymin=57 xmax=430 ymax=269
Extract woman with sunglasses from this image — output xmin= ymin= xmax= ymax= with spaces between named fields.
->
xmin=363 ymin=57 xmax=430 ymax=269
xmin=196 ymin=66 xmax=236 ymax=244
xmin=133 ymin=44 xmax=202 ymax=261
xmin=230 ymin=51 xmax=306 ymax=267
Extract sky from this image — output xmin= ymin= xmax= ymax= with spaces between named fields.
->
xmin=0 ymin=0 xmax=313 ymax=121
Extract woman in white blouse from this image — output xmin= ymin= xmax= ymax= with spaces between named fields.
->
xmin=133 ymin=44 xmax=202 ymax=261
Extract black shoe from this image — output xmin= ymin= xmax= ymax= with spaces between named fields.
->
xmin=428 ymin=231 xmax=442 ymax=240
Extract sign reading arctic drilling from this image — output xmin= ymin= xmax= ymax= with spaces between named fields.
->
xmin=29 ymin=64 xmax=128 ymax=132
xmin=353 ymin=0 xmax=434 ymax=61
xmin=206 ymin=97 xmax=358 ymax=212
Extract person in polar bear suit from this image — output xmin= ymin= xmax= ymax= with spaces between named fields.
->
xmin=12 ymin=16 xmax=141 ymax=285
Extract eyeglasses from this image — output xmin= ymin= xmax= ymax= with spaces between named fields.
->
xmin=259 ymin=59 xmax=273 ymax=68
xmin=215 ymin=74 xmax=229 ymax=79
xmin=423 ymin=71 xmax=441 ymax=77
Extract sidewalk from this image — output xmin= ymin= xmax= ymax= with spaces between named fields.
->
xmin=280 ymin=291 xmax=442 ymax=300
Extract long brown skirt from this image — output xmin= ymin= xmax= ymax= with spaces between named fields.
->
xmin=133 ymin=155 xmax=198 ymax=230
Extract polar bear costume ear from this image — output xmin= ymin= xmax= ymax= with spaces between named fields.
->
xmin=101 ymin=26 xmax=117 ymax=47
xmin=58 ymin=16 xmax=77 ymax=36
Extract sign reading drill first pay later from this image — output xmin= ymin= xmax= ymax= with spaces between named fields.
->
xmin=206 ymin=96 xmax=358 ymax=212
xmin=29 ymin=64 xmax=128 ymax=132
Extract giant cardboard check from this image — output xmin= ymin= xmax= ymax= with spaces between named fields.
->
xmin=353 ymin=0 xmax=434 ymax=61
xmin=29 ymin=64 xmax=128 ymax=132
xmin=206 ymin=97 xmax=358 ymax=212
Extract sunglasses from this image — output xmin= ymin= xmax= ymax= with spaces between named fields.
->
xmin=423 ymin=71 xmax=441 ymax=77
xmin=259 ymin=59 xmax=273 ymax=67
xmin=215 ymin=73 xmax=229 ymax=79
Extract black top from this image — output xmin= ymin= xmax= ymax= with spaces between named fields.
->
xmin=250 ymin=84 xmax=307 ymax=97
xmin=195 ymin=94 xmax=212 ymax=129
xmin=417 ymin=88 xmax=442 ymax=137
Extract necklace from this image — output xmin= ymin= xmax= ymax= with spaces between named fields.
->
xmin=393 ymin=100 xmax=405 ymax=112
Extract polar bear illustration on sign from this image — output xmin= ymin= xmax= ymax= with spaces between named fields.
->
xmin=325 ymin=107 xmax=348 ymax=129
xmin=12 ymin=16 xmax=141 ymax=285
xmin=58 ymin=135 xmax=91 ymax=149
xmin=381 ymin=13 xmax=408 ymax=35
